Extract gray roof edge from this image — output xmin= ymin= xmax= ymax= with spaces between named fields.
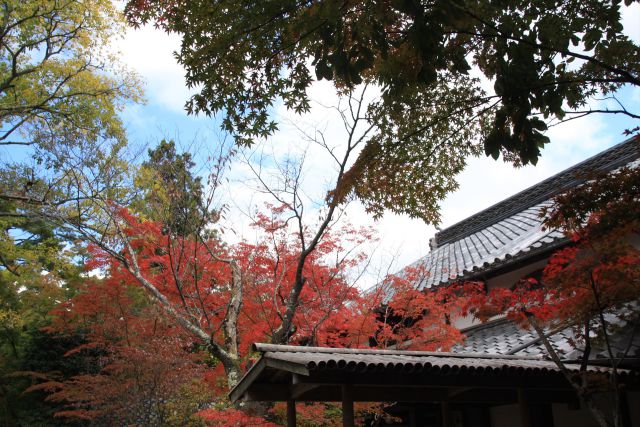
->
xmin=454 ymin=234 xmax=570 ymax=283
xmin=253 ymin=343 xmax=542 ymax=360
xmin=435 ymin=136 xmax=640 ymax=246
xmin=459 ymin=317 xmax=510 ymax=334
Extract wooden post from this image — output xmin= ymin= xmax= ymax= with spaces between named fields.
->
xmin=441 ymin=401 xmax=452 ymax=427
xmin=342 ymin=384 xmax=355 ymax=427
xmin=518 ymin=388 xmax=533 ymax=427
xmin=409 ymin=406 xmax=417 ymax=427
xmin=620 ymin=391 xmax=632 ymax=427
xmin=287 ymin=400 xmax=296 ymax=427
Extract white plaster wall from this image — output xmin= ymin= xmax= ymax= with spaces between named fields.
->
xmin=453 ymin=314 xmax=477 ymax=330
xmin=484 ymin=259 xmax=549 ymax=291
xmin=489 ymin=404 xmax=522 ymax=427
xmin=552 ymin=404 xmax=600 ymax=427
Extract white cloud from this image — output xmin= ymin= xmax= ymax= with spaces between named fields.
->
xmin=117 ymin=25 xmax=195 ymax=113
xmin=622 ymin=3 xmax=640 ymax=42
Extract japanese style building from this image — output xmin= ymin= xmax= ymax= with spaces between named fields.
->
xmin=230 ymin=137 xmax=640 ymax=427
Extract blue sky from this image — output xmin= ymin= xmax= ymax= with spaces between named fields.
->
xmin=116 ymin=8 xmax=640 ymax=286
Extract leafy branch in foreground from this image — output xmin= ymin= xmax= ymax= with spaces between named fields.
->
xmin=126 ymin=0 xmax=639 ymax=220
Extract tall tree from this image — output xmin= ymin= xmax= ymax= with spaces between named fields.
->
xmin=0 ymin=1 xmax=142 ymax=423
xmin=134 ymin=140 xmax=210 ymax=236
xmin=126 ymin=0 xmax=639 ymax=220
xmin=0 ymin=0 xmax=143 ymax=279
xmin=0 ymin=0 xmax=143 ymax=250
xmin=1 ymin=0 xmax=141 ymax=150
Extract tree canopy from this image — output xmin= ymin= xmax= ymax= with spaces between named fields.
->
xmin=134 ymin=140 xmax=211 ymax=236
xmin=0 ymin=0 xmax=143 ymax=238
xmin=33 ymin=206 xmax=478 ymax=423
xmin=1 ymin=0 xmax=141 ymax=150
xmin=0 ymin=0 xmax=142 ymax=422
xmin=126 ymin=0 xmax=639 ymax=220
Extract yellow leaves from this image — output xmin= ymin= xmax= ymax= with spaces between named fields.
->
xmin=131 ymin=164 xmax=172 ymax=220
xmin=1 ymin=0 xmax=143 ymax=148
xmin=0 ymin=308 xmax=23 ymax=331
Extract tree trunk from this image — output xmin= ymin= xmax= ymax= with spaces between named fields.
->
xmin=526 ymin=314 xmax=613 ymax=427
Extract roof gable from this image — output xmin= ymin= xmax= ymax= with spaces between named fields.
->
xmin=412 ymin=137 xmax=640 ymax=289
xmin=435 ymin=137 xmax=640 ymax=246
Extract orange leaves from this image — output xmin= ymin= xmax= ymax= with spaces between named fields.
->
xmin=367 ymin=265 xmax=485 ymax=351
xmin=43 ymin=204 xmax=385 ymax=421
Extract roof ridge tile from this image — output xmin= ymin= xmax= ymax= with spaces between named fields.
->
xmin=435 ymin=137 xmax=640 ymax=246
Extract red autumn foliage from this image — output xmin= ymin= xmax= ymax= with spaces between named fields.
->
xmin=269 ymin=401 xmax=388 ymax=426
xmin=196 ymin=408 xmax=279 ymax=426
xmin=39 ymin=204 xmax=487 ymax=422
xmin=368 ymin=265 xmax=484 ymax=350
xmin=35 ymin=279 xmax=212 ymax=425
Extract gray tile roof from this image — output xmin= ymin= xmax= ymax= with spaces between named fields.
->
xmin=412 ymin=201 xmax=566 ymax=289
xmin=230 ymin=344 xmax=640 ymax=403
xmin=454 ymin=319 xmax=575 ymax=358
xmin=455 ymin=318 xmax=640 ymax=362
xmin=435 ymin=137 xmax=640 ymax=247
xmin=250 ymin=343 xmax=591 ymax=372
xmin=409 ymin=137 xmax=640 ymax=289
xmin=403 ymin=138 xmax=640 ymax=362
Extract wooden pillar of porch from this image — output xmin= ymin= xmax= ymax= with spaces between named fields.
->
xmin=287 ymin=400 xmax=296 ymax=427
xmin=518 ymin=388 xmax=533 ymax=427
xmin=342 ymin=384 xmax=355 ymax=427
xmin=441 ymin=401 xmax=452 ymax=427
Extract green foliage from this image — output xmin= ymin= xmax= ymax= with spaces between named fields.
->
xmin=344 ymin=77 xmax=484 ymax=221
xmin=127 ymin=0 xmax=639 ymax=220
xmin=0 ymin=191 xmax=85 ymax=425
xmin=133 ymin=140 xmax=210 ymax=236
xmin=0 ymin=1 xmax=143 ymax=424
xmin=0 ymin=263 xmax=85 ymax=426
xmin=163 ymin=381 xmax=211 ymax=427
xmin=0 ymin=0 xmax=142 ymax=150
xmin=1 ymin=331 xmax=90 ymax=426
xmin=0 ymin=0 xmax=143 ymax=245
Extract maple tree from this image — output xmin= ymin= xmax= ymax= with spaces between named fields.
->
xmin=32 ymin=279 xmax=214 ymax=426
xmin=465 ymin=161 xmax=640 ymax=427
xmin=307 ymin=262 xmax=484 ymax=352
xmin=19 ymin=87 xmax=481 ymax=424
xmin=31 ymin=203 xmax=477 ymax=424
xmin=47 ymin=202 xmax=371 ymax=387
